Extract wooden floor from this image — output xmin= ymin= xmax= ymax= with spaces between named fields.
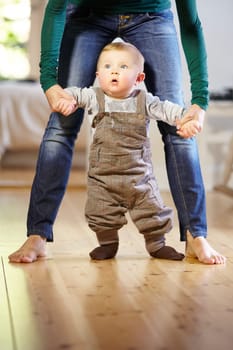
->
xmin=0 ymin=170 xmax=233 ymax=350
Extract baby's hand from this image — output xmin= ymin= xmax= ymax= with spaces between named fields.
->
xmin=176 ymin=119 xmax=201 ymax=138
xmin=56 ymin=97 xmax=77 ymax=116
xmin=176 ymin=104 xmax=205 ymax=138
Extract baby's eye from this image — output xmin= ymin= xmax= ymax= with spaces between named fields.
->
xmin=120 ymin=64 xmax=128 ymax=69
xmin=104 ymin=64 xmax=111 ymax=69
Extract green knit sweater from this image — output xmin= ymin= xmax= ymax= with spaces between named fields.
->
xmin=40 ymin=0 xmax=208 ymax=109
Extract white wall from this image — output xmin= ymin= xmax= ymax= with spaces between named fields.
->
xmin=27 ymin=0 xmax=47 ymax=80
xmin=198 ymin=0 xmax=233 ymax=93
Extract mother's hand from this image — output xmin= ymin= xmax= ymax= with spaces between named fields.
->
xmin=45 ymin=84 xmax=76 ymax=112
xmin=176 ymin=104 xmax=206 ymax=138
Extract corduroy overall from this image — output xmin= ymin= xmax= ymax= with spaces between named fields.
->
xmin=85 ymin=88 xmax=173 ymax=254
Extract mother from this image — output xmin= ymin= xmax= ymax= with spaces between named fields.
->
xmin=9 ymin=0 xmax=226 ymax=264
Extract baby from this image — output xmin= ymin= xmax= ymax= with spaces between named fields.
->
xmin=56 ymin=42 xmax=200 ymax=260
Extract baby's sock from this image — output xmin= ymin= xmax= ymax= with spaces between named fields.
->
xmin=150 ymin=246 xmax=184 ymax=260
xmin=145 ymin=234 xmax=184 ymax=260
xmin=89 ymin=242 xmax=119 ymax=260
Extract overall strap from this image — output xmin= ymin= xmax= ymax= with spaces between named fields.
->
xmin=136 ymin=90 xmax=146 ymax=116
xmin=94 ymin=87 xmax=105 ymax=113
xmin=91 ymin=87 xmax=107 ymax=128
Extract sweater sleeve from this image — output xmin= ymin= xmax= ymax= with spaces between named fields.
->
xmin=40 ymin=0 xmax=68 ymax=92
xmin=175 ymin=0 xmax=209 ymax=110
xmin=65 ymin=86 xmax=99 ymax=117
xmin=146 ymin=92 xmax=185 ymax=125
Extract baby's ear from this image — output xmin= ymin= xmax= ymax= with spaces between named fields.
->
xmin=136 ymin=72 xmax=145 ymax=84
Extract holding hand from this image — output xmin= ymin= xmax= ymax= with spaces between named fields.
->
xmin=56 ymin=97 xmax=77 ymax=116
xmin=176 ymin=104 xmax=205 ymax=138
xmin=45 ymin=84 xmax=77 ymax=115
xmin=176 ymin=119 xmax=201 ymax=138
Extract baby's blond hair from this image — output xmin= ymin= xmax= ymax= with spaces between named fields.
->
xmin=97 ymin=42 xmax=145 ymax=71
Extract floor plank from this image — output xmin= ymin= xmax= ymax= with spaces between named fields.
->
xmin=2 ymin=257 xmax=90 ymax=350
xmin=0 ymin=258 xmax=15 ymax=350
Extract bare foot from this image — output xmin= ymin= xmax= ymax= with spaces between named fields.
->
xmin=8 ymin=235 xmax=47 ymax=263
xmin=186 ymin=231 xmax=226 ymax=264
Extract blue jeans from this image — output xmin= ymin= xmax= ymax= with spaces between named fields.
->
xmin=27 ymin=6 xmax=207 ymax=241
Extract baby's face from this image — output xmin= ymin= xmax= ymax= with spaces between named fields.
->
xmin=96 ymin=49 xmax=144 ymax=99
